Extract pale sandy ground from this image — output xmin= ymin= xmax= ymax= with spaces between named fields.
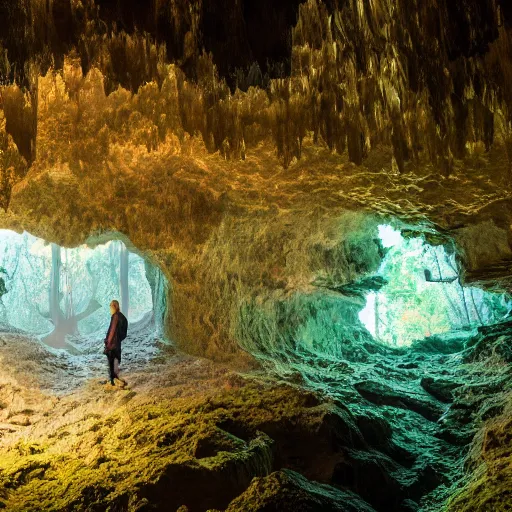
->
xmin=0 ymin=322 xmax=237 ymax=451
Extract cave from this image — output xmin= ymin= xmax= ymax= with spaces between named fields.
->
xmin=1 ymin=1 xmax=512 ymax=511
xmin=0 ymin=229 xmax=166 ymax=389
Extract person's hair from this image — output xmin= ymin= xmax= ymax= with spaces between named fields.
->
xmin=110 ymin=300 xmax=120 ymax=312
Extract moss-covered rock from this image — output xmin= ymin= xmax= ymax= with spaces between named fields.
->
xmin=225 ymin=469 xmax=376 ymax=512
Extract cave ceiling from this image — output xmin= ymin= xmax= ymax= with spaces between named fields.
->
xmin=0 ymin=0 xmax=511 ymax=294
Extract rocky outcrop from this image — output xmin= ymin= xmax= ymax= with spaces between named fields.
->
xmin=420 ymin=377 xmax=463 ymax=403
xmin=443 ymin=323 xmax=512 ymax=511
xmin=354 ymin=380 xmax=446 ymax=422
xmin=224 ymin=469 xmax=377 ymax=512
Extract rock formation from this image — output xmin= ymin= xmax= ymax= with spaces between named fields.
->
xmin=0 ymin=0 xmax=512 ymax=510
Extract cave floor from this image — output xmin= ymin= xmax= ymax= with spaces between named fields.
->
xmin=0 ymin=327 xmax=510 ymax=511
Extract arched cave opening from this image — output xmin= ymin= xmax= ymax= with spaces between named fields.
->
xmin=358 ymin=225 xmax=512 ymax=347
xmin=230 ymin=220 xmax=512 ymax=511
xmin=0 ymin=229 xmax=168 ymax=388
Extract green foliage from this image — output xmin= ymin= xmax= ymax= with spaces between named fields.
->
xmin=361 ymin=232 xmax=512 ymax=346
xmin=374 ymin=238 xmax=453 ymax=345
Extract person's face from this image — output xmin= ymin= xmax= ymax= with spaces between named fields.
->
xmin=110 ymin=304 xmax=116 ymax=315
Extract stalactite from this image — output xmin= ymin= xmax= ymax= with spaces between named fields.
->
xmin=0 ymin=0 xmax=509 ymax=179
xmin=144 ymin=258 xmax=167 ymax=334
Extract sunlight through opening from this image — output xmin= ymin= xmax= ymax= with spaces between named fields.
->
xmin=359 ymin=225 xmax=512 ymax=346
xmin=0 ymin=230 xmax=161 ymax=350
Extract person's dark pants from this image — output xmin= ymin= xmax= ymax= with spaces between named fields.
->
xmin=106 ymin=347 xmax=121 ymax=381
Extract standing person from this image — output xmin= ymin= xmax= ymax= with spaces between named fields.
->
xmin=104 ymin=299 xmax=128 ymax=386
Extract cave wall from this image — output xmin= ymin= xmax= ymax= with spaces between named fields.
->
xmin=1 ymin=0 xmax=512 ymax=362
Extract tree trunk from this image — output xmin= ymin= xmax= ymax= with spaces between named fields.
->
xmin=49 ymin=243 xmax=63 ymax=328
xmin=144 ymin=259 xmax=166 ymax=333
xmin=441 ymin=283 xmax=464 ymax=328
xmin=120 ymin=244 xmax=129 ymax=317
xmin=460 ymin=284 xmax=471 ymax=326
xmin=63 ymin=249 xmax=75 ymax=322
xmin=374 ymin=293 xmax=380 ymax=340
xmin=470 ymin=288 xmax=484 ymax=326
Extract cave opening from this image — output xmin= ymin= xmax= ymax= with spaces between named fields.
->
xmin=0 ymin=229 xmax=167 ymax=387
xmin=231 ymin=222 xmax=512 ymax=511
xmin=358 ymin=225 xmax=512 ymax=347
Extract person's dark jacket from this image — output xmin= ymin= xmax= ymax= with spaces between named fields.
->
xmin=105 ymin=311 xmax=122 ymax=351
